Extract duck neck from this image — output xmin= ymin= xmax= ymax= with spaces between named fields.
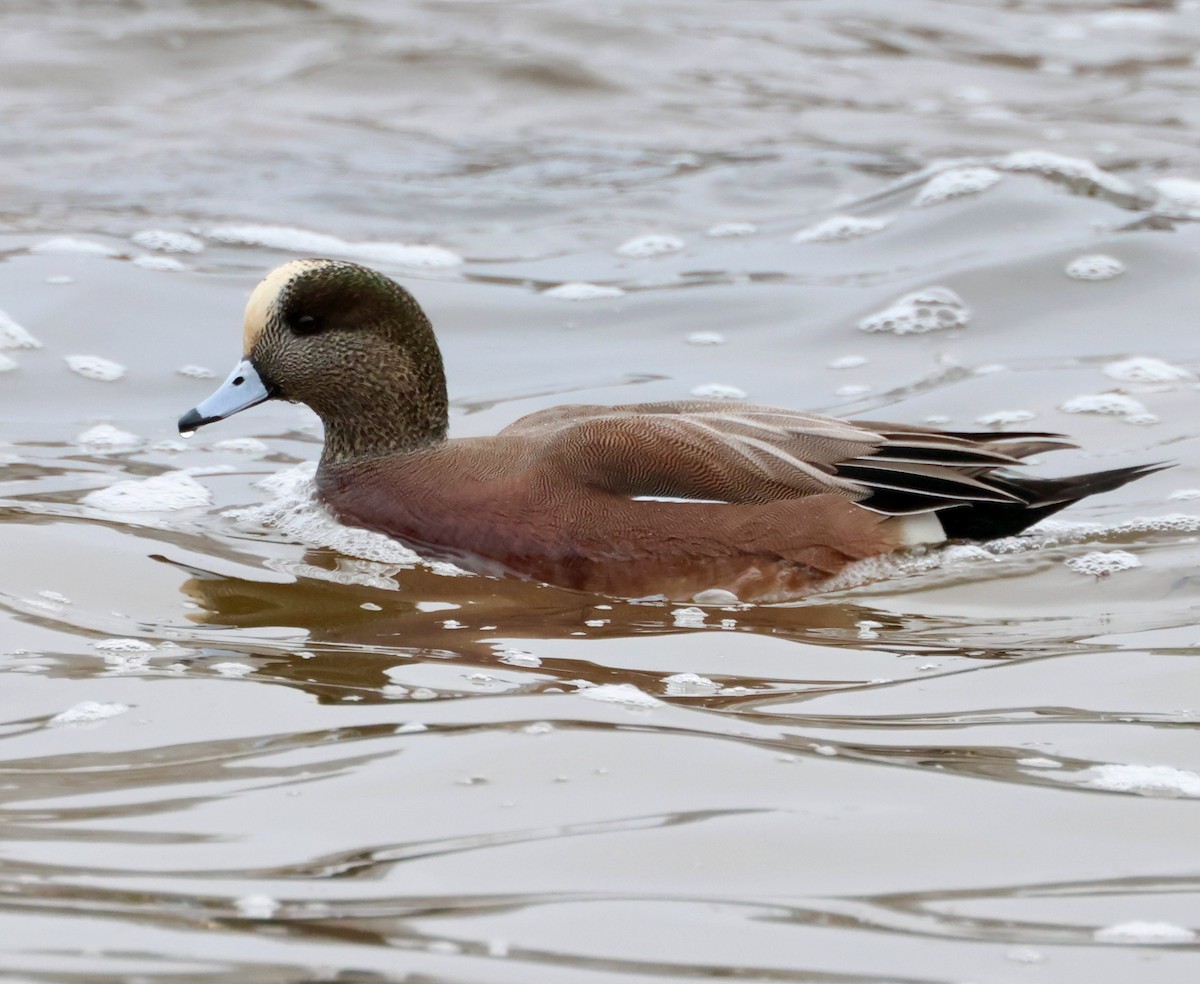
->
xmin=317 ymin=364 xmax=449 ymax=468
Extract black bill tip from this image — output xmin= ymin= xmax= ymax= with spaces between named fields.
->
xmin=177 ymin=407 xmax=211 ymax=434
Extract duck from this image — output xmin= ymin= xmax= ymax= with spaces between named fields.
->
xmin=179 ymin=259 xmax=1163 ymax=603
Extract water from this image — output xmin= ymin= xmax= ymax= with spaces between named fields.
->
xmin=2 ymin=1 xmax=1200 ymax=981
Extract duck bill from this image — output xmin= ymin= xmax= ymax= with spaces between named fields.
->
xmin=178 ymin=359 xmax=275 ymax=433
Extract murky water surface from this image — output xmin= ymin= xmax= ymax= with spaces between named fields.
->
xmin=2 ymin=2 xmax=1200 ymax=981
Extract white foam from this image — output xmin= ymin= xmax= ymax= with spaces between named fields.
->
xmin=225 ymin=462 xmax=435 ymax=566
xmin=914 ymin=167 xmax=1002 ymax=207
xmin=206 ymin=224 xmax=462 ymax=268
xmin=828 ymin=355 xmax=868 ymax=369
xmin=210 ymin=662 xmax=253 ymax=678
xmin=94 ymin=638 xmax=155 ymax=653
xmin=792 ymin=214 xmax=892 ymax=243
xmin=1059 ymin=392 xmax=1148 ymax=416
xmin=999 ymin=150 xmax=1137 ymax=197
xmin=50 ymin=701 xmax=129 ymax=726
xmin=616 ymin=234 xmax=685 ymax=258
xmin=579 ymin=683 xmax=663 ymax=708
xmin=178 ymin=365 xmax=216 ymax=379
xmin=671 ymin=606 xmax=707 ymax=628
xmin=975 ymin=410 xmax=1036 ymax=426
xmin=1153 ymin=177 xmax=1200 ymax=219
xmin=65 ymin=355 xmax=126 ymax=382
xmin=662 ymin=672 xmax=719 ymax=695
xmin=686 ymin=332 xmax=725 ymax=346
xmin=1065 ymin=549 xmax=1141 ymax=576
xmin=212 ymin=437 xmax=269 ymax=456
xmin=76 ymin=424 xmax=142 ymax=452
xmin=1065 ymin=254 xmax=1125 ymax=281
xmin=706 ymin=222 xmax=757 ymax=237
xmin=690 ymin=383 xmax=747 ymax=400
xmin=1168 ymin=489 xmax=1200 ymax=501
xmin=83 ymin=470 xmax=213 ymax=512
xmin=541 ymin=282 xmax=625 ymax=300
xmin=30 ymin=237 xmax=119 ymax=257
xmin=0 ymin=353 xmax=16 ymax=373
xmin=1103 ymin=357 xmax=1194 ymax=385
xmin=0 ymin=309 xmax=41 ymax=349
xmin=859 ymin=286 xmax=969 ymax=334
xmin=1094 ymin=921 xmax=1196 ymax=944
xmin=133 ymin=254 xmax=187 ymax=272
xmin=45 ymin=275 xmax=74 ymax=285
xmin=835 ymin=384 xmax=870 ymax=397
xmin=131 ymin=229 xmax=205 ymax=253
xmin=1083 ymin=763 xmax=1200 ymax=798
xmin=234 ymin=895 xmax=280 ymax=919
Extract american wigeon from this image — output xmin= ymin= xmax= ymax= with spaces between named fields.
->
xmin=179 ymin=259 xmax=1162 ymax=602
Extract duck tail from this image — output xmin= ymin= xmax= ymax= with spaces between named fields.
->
xmin=936 ymin=462 xmax=1170 ymax=540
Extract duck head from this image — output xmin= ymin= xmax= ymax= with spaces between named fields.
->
xmin=178 ymin=259 xmax=449 ymax=464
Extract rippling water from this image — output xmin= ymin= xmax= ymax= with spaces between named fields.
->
xmin=2 ymin=2 xmax=1200 ymax=981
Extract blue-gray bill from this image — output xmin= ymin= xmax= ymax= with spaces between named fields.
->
xmin=178 ymin=359 xmax=274 ymax=434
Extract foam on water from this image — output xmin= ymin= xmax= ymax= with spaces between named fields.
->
xmin=1168 ymin=488 xmax=1200 ymax=501
xmin=579 ymin=683 xmax=663 ymax=708
xmin=706 ymin=222 xmax=757 ymax=237
xmin=207 ymin=224 xmax=463 ymax=268
xmin=828 ymin=355 xmax=868 ymax=369
xmin=131 ymin=230 xmax=205 ymax=253
xmin=0 ymin=353 xmax=16 ymax=373
xmin=1059 ymin=392 xmax=1149 ymax=417
xmin=1153 ymin=177 xmax=1200 ymax=219
xmin=1065 ymin=254 xmax=1125 ymax=281
xmin=792 ymin=215 xmax=892 ymax=243
xmin=1103 ymin=356 xmax=1194 ymax=385
xmin=835 ymin=384 xmax=871 ymax=397
xmin=690 ymin=382 xmax=746 ymax=400
xmin=178 ymin=365 xmax=216 ymax=379
xmin=615 ymin=234 xmax=685 ymax=258
xmin=1082 ymin=763 xmax=1200 ymax=798
xmin=859 ymin=287 xmax=969 ymax=334
xmin=913 ymin=166 xmax=1002 ymax=207
xmin=999 ymin=150 xmax=1138 ymax=199
xmin=76 ymin=424 xmax=142 ymax=452
xmin=1064 ymin=549 xmax=1141 ymax=576
xmin=0 ymin=309 xmax=41 ymax=349
xmin=233 ymin=895 xmax=281 ymax=919
xmin=211 ymin=437 xmax=269 ymax=456
xmin=975 ymin=410 xmax=1036 ymax=426
xmin=65 ymin=355 xmax=126 ymax=382
xmin=29 ymin=237 xmax=119 ymax=257
xmin=83 ymin=471 xmax=213 ymax=513
xmin=225 ymin=462 xmax=448 ymax=568
xmin=1094 ymin=921 xmax=1197 ymax=944
xmin=662 ymin=672 xmax=719 ymax=695
xmin=686 ymin=331 xmax=724 ymax=345
xmin=94 ymin=639 xmax=155 ymax=653
xmin=133 ymin=254 xmax=188 ymax=272
xmin=49 ymin=701 xmax=130 ymax=726
xmin=671 ymin=606 xmax=706 ymax=628
xmin=541 ymin=282 xmax=625 ymax=300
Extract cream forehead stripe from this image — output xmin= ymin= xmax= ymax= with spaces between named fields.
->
xmin=242 ymin=259 xmax=331 ymax=355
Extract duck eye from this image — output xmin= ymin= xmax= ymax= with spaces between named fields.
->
xmin=292 ymin=314 xmax=320 ymax=335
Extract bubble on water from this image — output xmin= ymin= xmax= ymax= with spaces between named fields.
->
xmin=225 ymin=462 xmax=446 ymax=567
xmin=0 ymin=353 xmax=16 ymax=373
xmin=0 ymin=309 xmax=41 ymax=349
xmin=859 ymin=286 xmax=969 ymax=334
xmin=212 ymin=437 xmax=269 ymax=456
xmin=999 ymin=149 xmax=1137 ymax=198
xmin=83 ymin=470 xmax=213 ymax=512
xmin=662 ymin=672 xmax=719 ymax=695
xmin=133 ymin=254 xmax=188 ymax=272
xmin=50 ymin=701 xmax=130 ymax=726
xmin=76 ymin=424 xmax=141 ymax=452
xmin=131 ymin=229 xmax=205 ymax=253
xmin=1083 ymin=763 xmax=1200 ymax=798
xmin=30 ymin=237 xmax=119 ymax=257
xmin=706 ymin=222 xmax=757 ymax=237
xmin=835 ymin=384 xmax=871 ymax=398
xmin=671 ymin=606 xmax=706 ymax=628
xmin=541 ymin=282 xmax=625 ymax=300
xmin=210 ymin=662 xmax=253 ymax=678
xmin=1153 ymin=177 xmax=1200 ymax=219
xmin=1094 ymin=921 xmax=1196 ymax=944
xmin=913 ymin=166 xmax=1002 ymax=207
xmin=1103 ymin=356 xmax=1194 ymax=385
xmin=1064 ymin=549 xmax=1141 ymax=576
xmin=579 ymin=683 xmax=663 ymax=708
xmin=94 ymin=638 xmax=155 ymax=653
xmin=234 ymin=895 xmax=280 ymax=919
xmin=615 ymin=233 xmax=684 ymax=257
xmin=65 ymin=355 xmax=126 ymax=382
xmin=792 ymin=214 xmax=892 ymax=243
xmin=207 ymin=224 xmax=462 ymax=268
xmin=1058 ymin=392 xmax=1148 ymax=417
xmin=828 ymin=355 xmax=868 ymax=369
xmin=692 ymin=588 xmax=739 ymax=605
xmin=975 ymin=410 xmax=1036 ymax=426
xmin=686 ymin=331 xmax=725 ymax=345
xmin=690 ymin=382 xmax=747 ymax=400
xmin=1065 ymin=254 xmax=1124 ymax=281
xmin=178 ymin=364 xmax=216 ymax=379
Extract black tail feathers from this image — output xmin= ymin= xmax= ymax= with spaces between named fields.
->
xmin=937 ymin=463 xmax=1170 ymax=540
